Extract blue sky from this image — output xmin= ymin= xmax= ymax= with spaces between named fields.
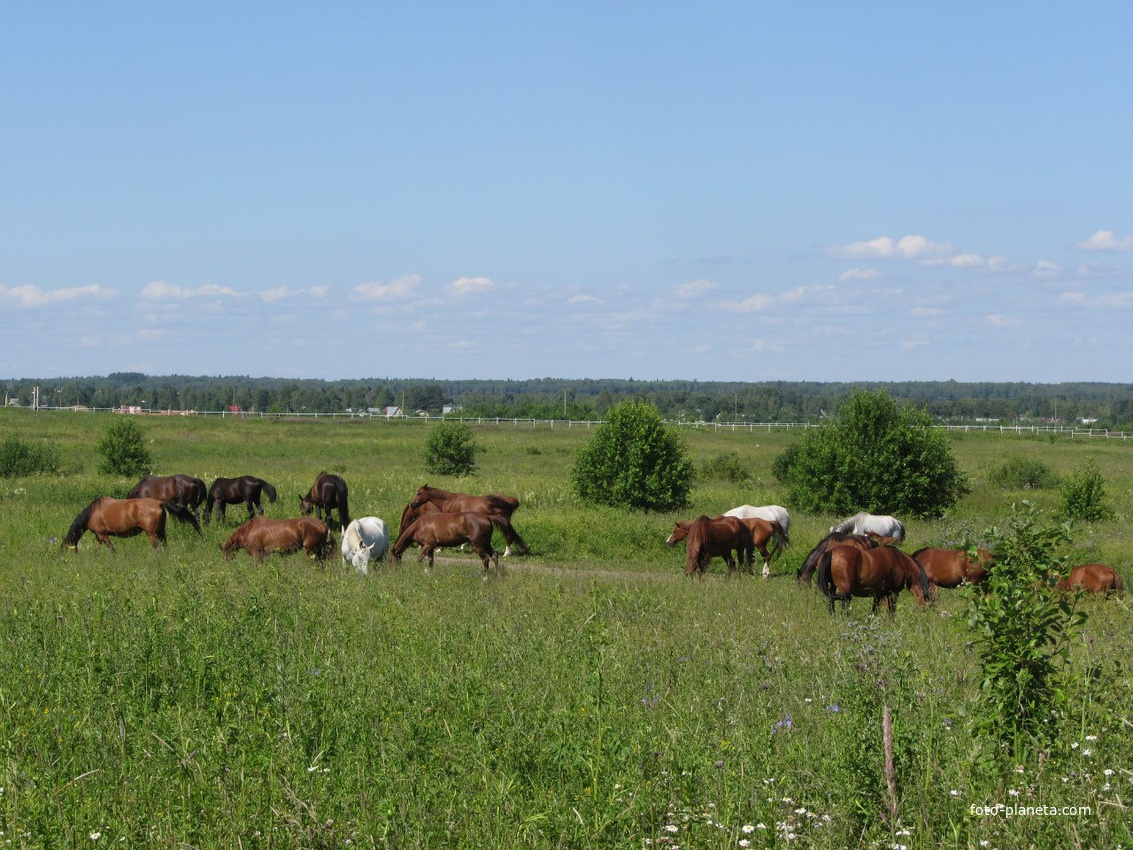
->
xmin=3 ymin=2 xmax=1132 ymax=383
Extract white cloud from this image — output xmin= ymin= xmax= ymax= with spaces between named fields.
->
xmin=1076 ymin=261 xmax=1124 ymax=277
xmin=675 ymin=278 xmax=719 ymax=297
xmin=827 ymin=234 xmax=956 ymax=261
xmin=1075 ymin=229 xmax=1133 ymax=252
xmin=735 ymin=294 xmax=775 ymax=312
xmin=838 ymin=267 xmax=879 ymax=282
xmin=0 ymin=284 xmax=113 ymax=307
xmin=450 ymin=276 xmax=494 ymax=295
xmin=1032 ymin=260 xmax=1061 ymax=279
xmin=986 ymin=314 xmax=1021 ymax=328
xmin=261 ymin=287 xmax=292 ymax=302
xmin=141 ymin=281 xmax=239 ymax=300
xmin=353 ymin=274 xmax=421 ymax=301
xmin=260 ymin=285 xmax=331 ymax=302
xmin=568 ymin=294 xmax=600 ymax=304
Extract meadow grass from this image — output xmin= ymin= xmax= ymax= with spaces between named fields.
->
xmin=0 ymin=410 xmax=1130 ymax=848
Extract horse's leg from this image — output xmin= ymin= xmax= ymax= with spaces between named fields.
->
xmin=756 ymin=542 xmax=771 ymax=578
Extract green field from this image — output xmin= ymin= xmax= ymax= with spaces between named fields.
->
xmin=1 ymin=410 xmax=1130 ymax=848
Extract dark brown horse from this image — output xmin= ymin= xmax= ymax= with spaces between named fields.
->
xmin=402 ymin=484 xmax=528 ymax=555
xmin=816 ymin=544 xmax=931 ymax=614
xmin=390 ymin=511 xmax=509 ymax=573
xmin=1057 ymin=564 xmax=1124 ymax=597
xmin=221 ymin=516 xmax=333 ymax=561
xmin=797 ymin=532 xmax=880 ymax=585
xmin=205 ymin=476 xmax=278 ymax=524
xmin=300 ymin=472 xmax=350 ymax=530
xmin=127 ymin=474 xmax=208 ymax=519
xmin=667 ymin=515 xmax=787 ymax=576
xmin=911 ymin=547 xmax=992 ymax=589
xmin=680 ymin=515 xmax=755 ymax=577
xmin=62 ymin=497 xmax=202 ymax=550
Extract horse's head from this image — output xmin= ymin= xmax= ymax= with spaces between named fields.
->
xmin=299 ymin=495 xmax=314 ymax=515
xmin=665 ymin=521 xmax=690 ymax=547
xmin=408 ymin=485 xmax=432 ymax=510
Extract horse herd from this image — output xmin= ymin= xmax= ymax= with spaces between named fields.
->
xmin=61 ymin=477 xmax=1124 ymax=608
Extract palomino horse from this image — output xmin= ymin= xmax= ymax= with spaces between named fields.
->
xmin=62 ymin=497 xmax=202 ymax=550
xmin=1057 ymin=564 xmax=1124 ymax=598
xmin=667 ymin=515 xmax=787 ymax=577
xmin=831 ymin=512 xmax=906 ymax=542
xmin=911 ymin=547 xmax=992 ymax=589
xmin=127 ymin=474 xmax=208 ymax=520
xmin=680 ymin=515 xmax=755 ymax=577
xmin=340 ymin=516 xmax=389 ymax=574
xmin=402 ymin=484 xmax=528 ymax=555
xmin=300 ymin=471 xmax=350 ymax=530
xmin=816 ymin=543 xmax=931 ymax=614
xmin=221 ymin=516 xmax=333 ymax=561
xmin=797 ymin=532 xmax=879 ymax=584
xmin=390 ymin=512 xmax=510 ymax=574
xmin=724 ymin=504 xmax=792 ymax=535
xmin=205 ymin=476 xmax=278 ymax=524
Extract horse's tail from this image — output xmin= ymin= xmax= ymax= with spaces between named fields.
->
xmin=816 ymin=550 xmax=841 ymax=604
xmin=894 ymin=519 xmax=907 ymax=542
xmin=335 ymin=478 xmax=350 ymax=528
xmin=911 ymin=558 xmax=933 ymax=604
xmin=63 ymin=498 xmax=99 ymax=549
xmin=163 ymin=501 xmax=202 ymax=535
xmin=487 ymin=494 xmax=519 ymax=516
xmin=769 ymin=520 xmax=788 ymax=560
xmin=261 ymin=480 xmax=278 ymax=504
xmin=489 ymin=514 xmax=529 ymax=555
xmin=191 ymin=478 xmax=207 ymax=509
xmin=1112 ymin=571 xmax=1124 ymax=599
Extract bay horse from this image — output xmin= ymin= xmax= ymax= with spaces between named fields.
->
xmin=816 ymin=543 xmax=931 ymax=614
xmin=402 ymin=484 xmax=528 ymax=555
xmin=300 ymin=471 xmax=350 ymax=530
xmin=204 ymin=476 xmax=278 ymax=524
xmin=911 ymin=547 xmax=992 ymax=589
xmin=1057 ymin=564 xmax=1124 ymax=598
xmin=127 ymin=474 xmax=208 ymax=520
xmin=797 ymin=532 xmax=879 ymax=585
xmin=390 ymin=511 xmax=510 ymax=574
xmin=831 ymin=512 xmax=906 ymax=542
xmin=62 ymin=497 xmax=202 ymax=550
xmin=221 ymin=516 xmax=333 ymax=561
xmin=680 ymin=515 xmax=755 ymax=578
xmin=667 ymin=515 xmax=786 ymax=577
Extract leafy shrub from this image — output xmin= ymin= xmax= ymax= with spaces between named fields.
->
xmin=571 ymin=401 xmax=692 ymax=511
xmin=0 ymin=436 xmax=61 ymax=477
xmin=1059 ymin=460 xmax=1116 ymax=522
xmin=988 ymin=454 xmax=1060 ymax=489
xmin=773 ymin=390 xmax=968 ymax=518
xmin=97 ymin=417 xmax=153 ymax=477
xmin=423 ymin=420 xmax=478 ymax=476
xmin=697 ymin=451 xmax=751 ymax=483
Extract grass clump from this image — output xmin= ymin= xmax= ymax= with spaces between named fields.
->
xmin=988 ymin=454 xmax=1061 ymax=490
xmin=0 ymin=435 xmax=61 ymax=477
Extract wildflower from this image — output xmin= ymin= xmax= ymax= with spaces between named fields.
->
xmin=772 ymin=715 xmax=794 ymax=733
xmin=825 ymin=704 xmax=841 ymax=714
xmin=1086 ymin=734 xmax=1098 ymax=742
xmin=1015 ymin=765 xmax=1025 ymax=774
xmin=739 ymin=841 xmax=751 ymax=848
xmin=742 ymin=825 xmax=755 ymax=834
xmin=1008 ymin=789 xmax=1019 ymax=797
xmin=1104 ymin=769 xmax=1115 ymax=777
xmin=665 ymin=825 xmax=679 ymax=834
xmin=949 ymin=790 xmax=960 ymax=797
xmin=90 ymin=834 xmax=101 ymax=842
xmin=1083 ymin=749 xmax=1094 ymax=758
xmin=756 ymin=823 xmax=767 ymax=829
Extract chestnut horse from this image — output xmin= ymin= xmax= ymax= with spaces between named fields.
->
xmin=205 ymin=476 xmax=278 ymax=524
xmin=300 ymin=471 xmax=350 ymax=530
xmin=402 ymin=484 xmax=528 ymax=555
xmin=667 ymin=515 xmax=786 ymax=577
xmin=390 ymin=512 xmax=510 ymax=573
xmin=62 ymin=497 xmax=202 ymax=550
xmin=797 ymin=532 xmax=880 ymax=585
xmin=127 ymin=474 xmax=208 ymax=519
xmin=680 ymin=515 xmax=755 ymax=577
xmin=1057 ymin=564 xmax=1124 ymax=598
xmin=816 ymin=543 xmax=931 ymax=614
xmin=221 ymin=516 xmax=333 ymax=561
xmin=911 ymin=547 xmax=992 ymax=589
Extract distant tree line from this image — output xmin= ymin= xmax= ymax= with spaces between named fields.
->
xmin=4 ymin=373 xmax=1133 ymax=428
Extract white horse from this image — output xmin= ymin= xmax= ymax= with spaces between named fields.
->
xmin=830 ymin=512 xmax=905 ymax=542
xmin=723 ymin=505 xmax=792 ymax=577
xmin=341 ymin=516 xmax=389 ymax=575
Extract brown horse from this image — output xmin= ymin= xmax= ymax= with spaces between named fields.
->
xmin=1057 ymin=564 xmax=1124 ymax=597
xmin=797 ymin=532 xmax=880 ymax=584
xmin=667 ymin=515 xmax=786 ymax=577
xmin=300 ymin=472 xmax=350 ymax=530
xmin=681 ymin=515 xmax=755 ymax=577
xmin=62 ymin=497 xmax=202 ymax=550
xmin=816 ymin=544 xmax=931 ymax=614
xmin=402 ymin=484 xmax=528 ymax=555
xmin=911 ymin=547 xmax=992 ymax=589
xmin=205 ymin=476 xmax=278 ymax=524
xmin=221 ymin=516 xmax=333 ymax=561
xmin=390 ymin=512 xmax=509 ymax=573
xmin=127 ymin=474 xmax=208 ymax=520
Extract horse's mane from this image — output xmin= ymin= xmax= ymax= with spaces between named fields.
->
xmin=63 ymin=498 xmax=100 ymax=547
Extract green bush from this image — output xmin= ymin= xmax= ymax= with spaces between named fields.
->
xmin=0 ymin=436 xmax=61 ymax=477
xmin=1059 ymin=460 xmax=1116 ymax=522
xmin=773 ymin=390 xmax=968 ymax=518
xmin=423 ymin=420 xmax=478 ymax=476
xmin=97 ymin=417 xmax=153 ymax=477
xmin=571 ymin=400 xmax=692 ymax=511
xmin=988 ymin=454 xmax=1061 ymax=489
xmin=697 ymin=451 xmax=751 ymax=483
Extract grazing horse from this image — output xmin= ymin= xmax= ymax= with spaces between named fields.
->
xmin=390 ymin=512 xmax=509 ymax=574
xmin=911 ymin=547 xmax=992 ymax=589
xmin=797 ymin=532 xmax=880 ymax=584
xmin=816 ymin=544 xmax=931 ymax=614
xmin=127 ymin=474 xmax=208 ymax=520
xmin=340 ymin=516 xmax=389 ymax=574
xmin=402 ymin=484 xmax=528 ymax=555
xmin=300 ymin=472 xmax=350 ymax=530
xmin=62 ymin=497 xmax=202 ymax=550
xmin=831 ymin=512 xmax=906 ymax=542
xmin=221 ymin=516 xmax=333 ymax=561
xmin=667 ymin=515 xmax=786 ymax=577
xmin=1057 ymin=564 xmax=1124 ymax=598
xmin=724 ymin=504 xmax=792 ymax=535
xmin=205 ymin=476 xmax=277 ymax=524
xmin=680 ymin=515 xmax=755 ymax=577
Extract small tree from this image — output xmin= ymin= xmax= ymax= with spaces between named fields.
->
xmin=424 ymin=420 xmax=478 ymax=476
xmin=571 ymin=400 xmax=692 ymax=511
xmin=0 ymin=436 xmax=61 ymax=477
xmin=97 ymin=417 xmax=153 ymax=477
xmin=1059 ymin=460 xmax=1115 ymax=522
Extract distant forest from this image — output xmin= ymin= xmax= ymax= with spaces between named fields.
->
xmin=5 ymin=373 xmax=1133 ymax=428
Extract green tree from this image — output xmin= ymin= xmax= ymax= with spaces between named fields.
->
xmin=0 ymin=437 xmax=61 ymax=477
xmin=774 ymin=389 xmax=968 ymax=518
xmin=571 ymin=400 xmax=692 ymax=511
xmin=97 ymin=417 xmax=153 ymax=478
xmin=1059 ymin=459 xmax=1115 ymax=522
xmin=423 ymin=421 xmax=478 ymax=476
